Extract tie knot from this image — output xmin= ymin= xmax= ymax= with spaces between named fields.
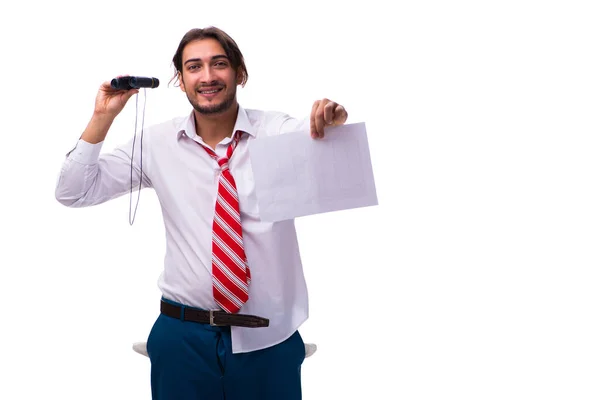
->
xmin=218 ymin=157 xmax=229 ymax=170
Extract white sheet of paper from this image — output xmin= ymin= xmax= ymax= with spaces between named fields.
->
xmin=248 ymin=122 xmax=378 ymax=222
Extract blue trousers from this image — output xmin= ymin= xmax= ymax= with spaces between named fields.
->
xmin=147 ymin=298 xmax=306 ymax=400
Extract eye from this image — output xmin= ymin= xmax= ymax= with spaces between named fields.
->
xmin=188 ymin=65 xmax=200 ymax=71
xmin=215 ymin=61 xmax=228 ymax=68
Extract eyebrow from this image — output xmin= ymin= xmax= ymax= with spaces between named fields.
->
xmin=184 ymin=55 xmax=229 ymax=65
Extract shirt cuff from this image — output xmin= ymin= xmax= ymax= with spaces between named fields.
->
xmin=66 ymin=139 xmax=104 ymax=164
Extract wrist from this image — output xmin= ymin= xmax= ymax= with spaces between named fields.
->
xmin=91 ymin=111 xmax=117 ymax=123
xmin=81 ymin=113 xmax=115 ymax=144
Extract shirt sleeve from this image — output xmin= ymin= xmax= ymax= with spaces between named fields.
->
xmin=55 ymin=136 xmax=151 ymax=208
xmin=278 ymin=114 xmax=310 ymax=135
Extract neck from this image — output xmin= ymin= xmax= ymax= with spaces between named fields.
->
xmin=194 ymin=103 xmax=239 ymax=149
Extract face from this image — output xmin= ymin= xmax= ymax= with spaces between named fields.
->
xmin=179 ymin=38 xmax=241 ymax=115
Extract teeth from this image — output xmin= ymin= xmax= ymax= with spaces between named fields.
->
xmin=200 ymin=89 xmax=220 ymax=94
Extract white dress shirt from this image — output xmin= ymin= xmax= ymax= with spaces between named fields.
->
xmin=55 ymin=105 xmax=311 ymax=353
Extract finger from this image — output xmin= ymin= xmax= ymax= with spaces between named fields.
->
xmin=314 ymin=100 xmax=327 ymax=138
xmin=310 ymin=100 xmax=319 ymax=138
xmin=323 ymin=101 xmax=337 ymax=125
xmin=333 ymin=104 xmax=348 ymax=125
xmin=100 ymin=81 xmax=113 ymax=90
xmin=125 ymin=88 xmax=140 ymax=100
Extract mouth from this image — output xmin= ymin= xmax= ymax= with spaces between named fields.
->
xmin=197 ymin=87 xmax=224 ymax=97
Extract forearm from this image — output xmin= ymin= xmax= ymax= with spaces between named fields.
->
xmin=80 ymin=113 xmax=115 ymax=144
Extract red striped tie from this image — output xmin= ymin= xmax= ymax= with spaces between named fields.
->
xmin=201 ymin=131 xmax=250 ymax=313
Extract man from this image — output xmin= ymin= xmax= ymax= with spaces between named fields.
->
xmin=55 ymin=26 xmax=348 ymax=400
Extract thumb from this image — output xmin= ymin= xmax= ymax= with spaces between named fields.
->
xmin=126 ymin=89 xmax=140 ymax=100
xmin=333 ymin=105 xmax=347 ymax=125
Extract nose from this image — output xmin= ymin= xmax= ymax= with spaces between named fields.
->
xmin=199 ymin=66 xmax=216 ymax=83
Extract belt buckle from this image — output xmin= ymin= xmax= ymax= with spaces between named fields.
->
xmin=209 ymin=310 xmax=225 ymax=326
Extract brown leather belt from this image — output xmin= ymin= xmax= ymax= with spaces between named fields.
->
xmin=160 ymin=300 xmax=269 ymax=328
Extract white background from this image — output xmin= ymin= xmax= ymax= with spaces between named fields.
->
xmin=1 ymin=0 xmax=599 ymax=399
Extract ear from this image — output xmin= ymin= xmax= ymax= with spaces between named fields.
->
xmin=236 ymin=68 xmax=244 ymax=86
xmin=178 ymin=71 xmax=186 ymax=92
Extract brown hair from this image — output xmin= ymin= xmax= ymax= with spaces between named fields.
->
xmin=170 ymin=26 xmax=248 ymax=87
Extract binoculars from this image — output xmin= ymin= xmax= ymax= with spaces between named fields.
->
xmin=110 ymin=76 xmax=160 ymax=90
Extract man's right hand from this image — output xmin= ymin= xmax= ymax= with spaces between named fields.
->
xmin=80 ymin=77 xmax=139 ymax=144
xmin=94 ymin=77 xmax=139 ymax=119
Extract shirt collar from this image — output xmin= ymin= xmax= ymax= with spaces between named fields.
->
xmin=176 ymin=104 xmax=256 ymax=141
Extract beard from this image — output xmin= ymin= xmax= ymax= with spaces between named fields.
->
xmin=187 ymin=84 xmax=237 ymax=115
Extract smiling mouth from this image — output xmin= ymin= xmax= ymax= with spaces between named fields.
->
xmin=198 ymin=88 xmax=223 ymax=94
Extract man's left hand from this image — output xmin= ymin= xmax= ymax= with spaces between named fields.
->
xmin=310 ymin=98 xmax=348 ymax=139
